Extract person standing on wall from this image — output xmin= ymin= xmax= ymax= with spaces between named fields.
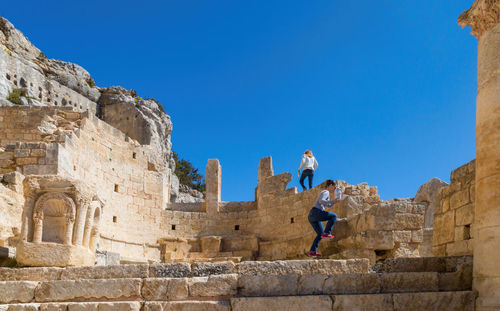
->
xmin=308 ymin=179 xmax=338 ymax=257
xmin=298 ymin=149 xmax=319 ymax=191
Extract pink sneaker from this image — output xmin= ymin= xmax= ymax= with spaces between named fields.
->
xmin=321 ymin=233 xmax=335 ymax=239
xmin=308 ymin=251 xmax=321 ymax=257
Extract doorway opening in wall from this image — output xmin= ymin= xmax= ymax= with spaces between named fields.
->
xmin=234 ymin=225 xmax=240 ymax=231
xmin=112 ymin=216 xmax=117 ymax=223
xmin=114 ymin=184 xmax=119 ymax=192
xmin=132 ymin=152 xmax=136 ymax=159
xmin=171 ymin=225 xmax=176 ymax=230
xmin=290 ymin=217 xmax=295 ymax=224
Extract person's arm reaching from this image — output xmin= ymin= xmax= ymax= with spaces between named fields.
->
xmin=317 ymin=191 xmax=334 ymax=207
xmin=314 ymin=158 xmax=319 ymax=170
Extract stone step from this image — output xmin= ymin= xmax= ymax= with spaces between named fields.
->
xmin=0 ymin=292 xmax=476 ymax=311
xmin=371 ymin=255 xmax=472 ymax=273
xmin=0 ymin=259 xmax=369 ymax=282
xmin=0 ymin=268 xmax=472 ymax=304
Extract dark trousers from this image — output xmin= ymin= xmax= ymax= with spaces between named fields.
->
xmin=300 ymin=169 xmax=314 ymax=190
xmin=308 ymin=208 xmax=337 ymax=252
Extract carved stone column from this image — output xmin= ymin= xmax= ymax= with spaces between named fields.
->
xmin=32 ymin=213 xmax=43 ymax=244
xmin=64 ymin=216 xmax=75 ymax=245
xmin=458 ymin=1 xmax=500 ymax=309
xmin=205 ymin=159 xmax=221 ymax=214
xmin=73 ymin=199 xmax=90 ymax=246
xmin=82 ymin=205 xmax=96 ymax=248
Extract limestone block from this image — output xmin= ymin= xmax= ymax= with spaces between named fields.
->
xmin=392 ymin=291 xmax=475 ymax=311
xmin=473 ymin=226 xmax=500 ymax=278
xmin=380 ymin=272 xmax=438 ymax=293
xmin=438 ymin=265 xmax=473 ymax=291
xmin=200 ymin=236 xmax=221 ymax=253
xmin=474 ymin=276 xmax=500 ymax=309
xmin=60 ymin=264 xmax=148 ymax=280
xmin=98 ymin=302 xmax=141 ymax=311
xmin=415 ymin=178 xmax=448 ymax=203
xmin=191 ymin=261 xmax=235 ymax=277
xmin=323 ymin=273 xmax=380 ymax=294
xmin=433 ymin=212 xmax=454 ymax=246
xmin=221 ymin=236 xmax=258 ymax=252
xmin=238 ymin=259 xmax=365 ymax=276
xmin=297 ymin=274 xmax=328 ymax=295
xmin=142 ymin=278 xmax=188 ymax=301
xmin=0 ymin=267 xmax=62 ymax=282
xmin=475 ymin=174 xmax=500 ymax=228
xmin=238 ymin=274 xmax=299 ymax=296
xmin=455 ymin=204 xmax=474 ymax=226
xmin=16 ymin=242 xmax=94 ymax=267
xmin=365 ymin=204 xmax=396 ymax=230
xmin=446 ymin=240 xmax=473 ymax=256
xmin=364 ymin=230 xmax=394 ymax=250
xmin=394 ymin=231 xmax=411 ymax=243
xmin=432 ymin=245 xmax=446 ymax=257
xmin=258 ymin=157 xmax=273 ymax=181
xmin=163 ymin=301 xmax=231 ymax=311
xmin=142 ymin=302 xmax=165 ymax=311
xmin=149 ymin=263 xmax=191 ymax=278
xmin=67 ymin=303 xmax=98 ymax=311
xmin=188 ymin=274 xmax=238 ymax=297
xmin=477 ymin=22 xmax=500 ymax=87
xmin=411 ymin=229 xmax=423 ymax=243
xmin=450 ymin=189 xmax=470 ymax=209
xmin=34 ymin=278 xmax=142 ymax=302
xmin=0 ymin=281 xmax=38 ymax=303
xmin=231 ymin=296 xmax=332 ymax=311
xmin=332 ymin=294 xmax=393 ymax=311
xmin=389 ymin=243 xmax=419 ymax=258
xmin=394 ymin=213 xmax=424 ymax=230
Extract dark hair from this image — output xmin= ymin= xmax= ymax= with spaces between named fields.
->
xmin=325 ymin=179 xmax=336 ymax=188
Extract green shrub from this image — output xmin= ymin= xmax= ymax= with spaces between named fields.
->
xmin=173 ymin=151 xmax=206 ymax=192
xmin=86 ymin=77 xmax=96 ymax=87
xmin=6 ymin=88 xmax=26 ymax=105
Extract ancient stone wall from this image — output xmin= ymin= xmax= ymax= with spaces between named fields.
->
xmin=0 ymin=172 xmax=23 ymax=247
xmin=433 ymin=160 xmax=475 ymax=257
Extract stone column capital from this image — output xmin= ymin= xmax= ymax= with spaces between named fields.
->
xmin=458 ymin=0 xmax=500 ymax=38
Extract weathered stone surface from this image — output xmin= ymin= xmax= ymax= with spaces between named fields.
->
xmin=297 ymin=274 xmax=329 ymax=295
xmin=237 ymin=259 xmax=366 ymax=276
xmin=164 ymin=301 xmax=231 ymax=311
xmin=231 ymin=296 xmax=332 ymax=311
xmin=34 ymin=278 xmax=142 ymax=302
xmin=150 ymin=263 xmax=191 ymax=278
xmin=142 ymin=278 xmax=188 ymax=301
xmin=332 ymin=294 xmax=393 ymax=311
xmin=200 ymin=236 xmax=222 ymax=253
xmin=393 ymin=291 xmax=475 ymax=311
xmin=60 ymin=264 xmax=148 ymax=280
xmin=191 ymin=261 xmax=235 ymax=277
xmin=97 ymin=302 xmax=141 ymax=311
xmin=323 ymin=273 xmax=380 ymax=294
xmin=238 ymin=274 xmax=299 ymax=296
xmin=438 ymin=264 xmax=473 ymax=291
xmin=380 ymin=272 xmax=438 ymax=293
xmin=0 ymin=281 xmax=38 ymax=303
xmin=415 ymin=178 xmax=448 ymax=203
xmin=433 ymin=212 xmax=455 ymax=246
xmin=455 ymin=204 xmax=474 ymax=226
xmin=189 ymin=274 xmax=238 ymax=297
xmin=0 ymin=267 xmax=62 ymax=281
xmin=395 ymin=214 xmax=424 ymax=230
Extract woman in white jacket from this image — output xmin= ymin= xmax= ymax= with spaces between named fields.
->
xmin=298 ymin=149 xmax=318 ymax=191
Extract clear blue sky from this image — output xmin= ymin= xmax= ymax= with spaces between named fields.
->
xmin=2 ymin=1 xmax=477 ymax=201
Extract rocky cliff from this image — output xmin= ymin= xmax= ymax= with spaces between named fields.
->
xmin=0 ymin=16 xmax=201 ymax=202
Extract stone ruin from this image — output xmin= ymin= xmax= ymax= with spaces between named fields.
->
xmin=0 ymin=0 xmax=498 ymax=308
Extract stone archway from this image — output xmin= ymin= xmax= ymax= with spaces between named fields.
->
xmin=32 ymin=192 xmax=76 ymax=245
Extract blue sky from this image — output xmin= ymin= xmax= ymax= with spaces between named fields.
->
xmin=2 ymin=1 xmax=477 ymax=201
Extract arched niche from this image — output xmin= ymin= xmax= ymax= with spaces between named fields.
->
xmin=89 ymin=205 xmax=101 ymax=251
xmin=32 ymin=192 xmax=76 ymax=245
